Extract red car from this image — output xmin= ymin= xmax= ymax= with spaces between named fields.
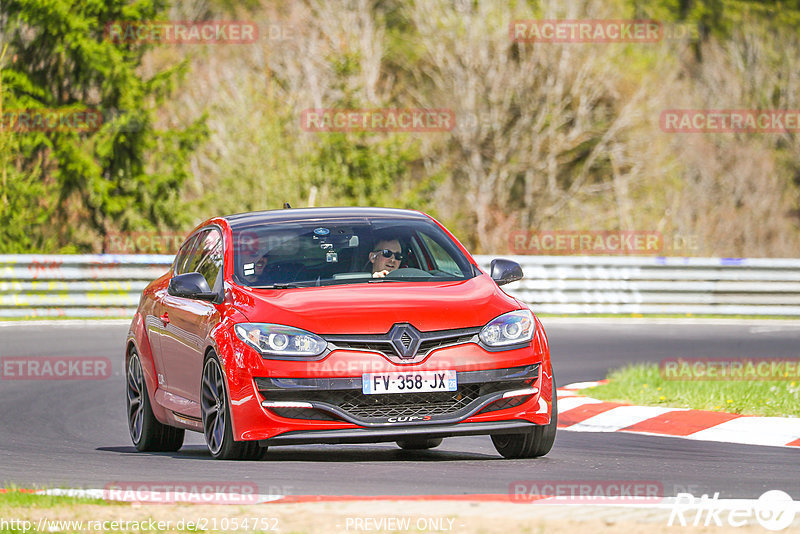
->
xmin=125 ymin=207 xmax=556 ymax=460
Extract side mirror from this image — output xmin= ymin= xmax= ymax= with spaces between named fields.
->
xmin=168 ymin=272 xmax=217 ymax=301
xmin=490 ymin=259 xmax=523 ymax=286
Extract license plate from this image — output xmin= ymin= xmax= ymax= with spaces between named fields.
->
xmin=362 ymin=370 xmax=457 ymax=395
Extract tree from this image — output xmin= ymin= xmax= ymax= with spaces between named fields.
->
xmin=0 ymin=0 xmax=207 ymax=252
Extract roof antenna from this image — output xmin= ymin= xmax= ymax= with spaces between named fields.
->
xmin=283 ymin=202 xmax=291 ymax=209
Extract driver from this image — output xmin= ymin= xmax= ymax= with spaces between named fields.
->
xmin=369 ymin=238 xmax=404 ymax=278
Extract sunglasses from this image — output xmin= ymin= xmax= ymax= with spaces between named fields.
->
xmin=372 ymin=249 xmax=404 ymax=261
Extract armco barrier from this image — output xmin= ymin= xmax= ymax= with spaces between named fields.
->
xmin=492 ymin=255 xmax=800 ymax=316
xmin=1 ymin=255 xmax=800 ymax=318
xmin=0 ymin=255 xmax=173 ymax=318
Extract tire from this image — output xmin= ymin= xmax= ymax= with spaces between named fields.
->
xmin=126 ymin=348 xmax=184 ymax=452
xmin=396 ymin=438 xmax=443 ymax=450
xmin=491 ymin=370 xmax=558 ymax=459
xmin=201 ymin=353 xmax=266 ymax=460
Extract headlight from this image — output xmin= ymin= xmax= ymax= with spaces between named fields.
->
xmin=479 ymin=310 xmax=534 ymax=347
xmin=234 ymin=323 xmax=327 ymax=357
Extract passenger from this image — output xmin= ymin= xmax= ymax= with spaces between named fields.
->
xmin=253 ymin=255 xmax=267 ymax=277
xmin=369 ymin=238 xmax=404 ymax=278
xmin=244 ymin=254 xmax=268 ymax=282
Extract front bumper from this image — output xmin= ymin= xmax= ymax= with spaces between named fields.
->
xmin=259 ymin=420 xmax=537 ymax=446
xmin=255 ymin=364 xmax=540 ymax=427
xmin=220 ymin=332 xmax=553 ymax=442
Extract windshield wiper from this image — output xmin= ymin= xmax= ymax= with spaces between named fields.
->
xmin=368 ymin=277 xmax=431 ymax=282
xmin=252 ymin=283 xmax=299 ymax=289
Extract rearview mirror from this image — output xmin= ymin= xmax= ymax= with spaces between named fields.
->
xmin=490 ymin=259 xmax=523 ymax=286
xmin=168 ymin=272 xmax=218 ymax=301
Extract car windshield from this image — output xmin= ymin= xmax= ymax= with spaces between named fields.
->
xmin=231 ymin=217 xmax=476 ymax=288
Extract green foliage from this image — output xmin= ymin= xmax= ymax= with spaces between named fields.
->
xmin=0 ymin=0 xmax=207 ymax=252
xmin=196 ymin=92 xmax=306 ymax=215
xmin=309 ymin=133 xmax=417 ymax=208
xmin=632 ymin=0 xmax=800 ymax=39
xmin=3 ymin=0 xmax=800 ymax=255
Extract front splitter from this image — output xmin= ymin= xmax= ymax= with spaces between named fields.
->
xmin=259 ymin=420 xmax=536 ymax=446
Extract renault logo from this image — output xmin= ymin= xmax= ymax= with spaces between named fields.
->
xmin=388 ymin=323 xmax=422 ymax=359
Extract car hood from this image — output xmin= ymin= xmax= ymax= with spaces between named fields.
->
xmin=230 ymin=275 xmax=522 ymax=334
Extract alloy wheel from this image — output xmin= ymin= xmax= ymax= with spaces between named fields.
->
xmin=126 ymin=355 xmax=145 ymax=444
xmin=201 ymin=358 xmax=227 ymax=456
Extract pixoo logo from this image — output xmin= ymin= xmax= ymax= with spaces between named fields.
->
xmin=755 ymin=490 xmax=796 ymax=531
xmin=668 ymin=490 xmax=796 ymax=530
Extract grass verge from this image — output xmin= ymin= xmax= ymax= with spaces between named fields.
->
xmin=0 ymin=487 xmax=108 ymax=508
xmin=584 ymin=363 xmax=800 ymax=417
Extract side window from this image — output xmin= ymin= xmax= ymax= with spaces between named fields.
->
xmin=174 ymin=233 xmax=200 ymax=275
xmin=191 ymin=229 xmax=224 ymax=290
xmin=184 ymin=229 xmax=212 ymax=274
xmin=419 ymin=232 xmax=461 ymax=275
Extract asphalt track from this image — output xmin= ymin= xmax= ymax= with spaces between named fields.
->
xmin=0 ymin=320 xmax=798 ymax=499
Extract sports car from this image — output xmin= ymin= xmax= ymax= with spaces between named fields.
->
xmin=125 ymin=207 xmax=556 ymax=459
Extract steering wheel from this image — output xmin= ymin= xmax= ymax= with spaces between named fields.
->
xmin=385 ymin=267 xmax=433 ymax=278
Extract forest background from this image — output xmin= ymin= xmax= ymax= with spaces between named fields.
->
xmin=1 ymin=0 xmax=799 ymax=257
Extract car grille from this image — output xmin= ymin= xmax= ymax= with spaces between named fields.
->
xmin=339 ymin=386 xmax=480 ymax=418
xmin=478 ymin=395 xmax=533 ymax=413
xmin=323 ymin=327 xmax=480 ymax=360
xmin=269 ymin=408 xmax=340 ymax=421
xmin=416 ymin=334 xmax=477 ymax=354
xmin=260 ymin=385 xmax=480 ymax=420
